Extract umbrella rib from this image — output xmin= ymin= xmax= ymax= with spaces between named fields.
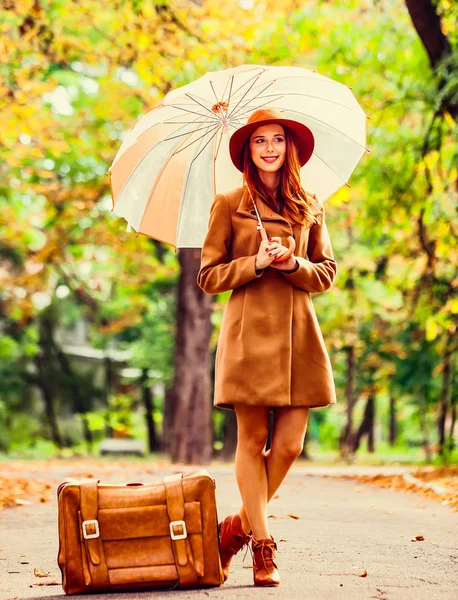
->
xmin=226 ymin=68 xmax=270 ymax=102
xmin=173 ymin=104 xmax=219 ymax=120
xmin=234 ymin=92 xmax=356 ymax=118
xmin=248 ymin=105 xmax=368 ymax=151
xmin=209 ymin=80 xmax=220 ymax=105
xmin=213 ymin=125 xmax=225 ymax=162
xmin=173 ymin=122 xmax=221 ymax=156
xmin=162 ymin=120 xmax=218 ymax=124
xmin=222 ymin=75 xmax=235 ymax=118
xmin=186 ymin=126 xmax=221 ymax=163
xmin=312 ymin=151 xmax=350 ymax=187
xmin=162 ymin=123 xmax=221 ymax=142
xmin=231 ymin=92 xmax=286 ymax=119
xmin=229 ymin=73 xmax=349 ymax=103
xmin=177 ymin=126 xmax=220 ymax=234
xmin=226 ymin=73 xmax=268 ymax=119
xmin=185 ymin=93 xmax=222 ymax=119
xmin=138 ymin=120 xmax=220 ymax=234
xmin=114 ymin=115 xmax=207 ymax=201
xmin=230 ymin=95 xmax=286 ymax=120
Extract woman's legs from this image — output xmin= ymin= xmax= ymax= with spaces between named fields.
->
xmin=234 ymin=405 xmax=270 ymax=540
xmin=238 ymin=406 xmax=309 ymax=534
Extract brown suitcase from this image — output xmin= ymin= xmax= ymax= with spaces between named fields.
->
xmin=57 ymin=470 xmax=224 ymax=594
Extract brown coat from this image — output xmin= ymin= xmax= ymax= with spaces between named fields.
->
xmin=197 ymin=186 xmax=337 ymax=411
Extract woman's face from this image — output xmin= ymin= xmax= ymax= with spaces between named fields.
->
xmin=249 ymin=124 xmax=286 ymax=174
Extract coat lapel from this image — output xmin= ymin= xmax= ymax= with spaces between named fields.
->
xmin=235 ymin=188 xmax=291 ymax=225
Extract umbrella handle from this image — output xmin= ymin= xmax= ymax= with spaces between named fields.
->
xmin=274 ymin=236 xmax=295 ymax=262
xmin=258 ymin=228 xmax=296 ymax=262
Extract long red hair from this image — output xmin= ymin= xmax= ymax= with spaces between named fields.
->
xmin=241 ymin=126 xmax=322 ymax=228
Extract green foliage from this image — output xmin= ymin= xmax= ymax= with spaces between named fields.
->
xmin=0 ymin=0 xmax=456 ymax=460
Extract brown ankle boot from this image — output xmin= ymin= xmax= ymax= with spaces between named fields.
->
xmin=218 ymin=514 xmax=252 ymax=582
xmin=251 ymin=535 xmax=280 ymax=586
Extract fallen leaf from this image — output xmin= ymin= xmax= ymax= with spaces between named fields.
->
xmin=359 ymin=569 xmax=368 ymax=577
xmin=34 ymin=568 xmax=53 ymax=578
xmin=14 ymin=499 xmax=31 ymax=506
xmin=286 ymin=513 xmax=300 ymax=520
xmin=338 ymin=468 xmax=458 ymax=512
xmin=273 ymin=494 xmax=280 ymax=499
xmin=0 ymin=477 xmax=55 ymax=510
xmin=30 ymin=581 xmax=60 ymax=587
xmin=278 ymin=539 xmax=287 ymax=542
xmin=411 ymin=535 xmax=425 ymax=542
xmin=267 ymin=514 xmax=277 ymax=519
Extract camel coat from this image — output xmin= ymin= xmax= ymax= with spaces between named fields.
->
xmin=197 ymin=186 xmax=337 ymax=411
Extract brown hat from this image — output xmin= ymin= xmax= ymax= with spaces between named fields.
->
xmin=229 ymin=107 xmax=315 ymax=172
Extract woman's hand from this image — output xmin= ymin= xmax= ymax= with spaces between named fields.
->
xmin=255 ymin=237 xmax=297 ymax=271
xmin=266 ymin=236 xmax=297 ymax=271
xmin=255 ymin=239 xmax=277 ymax=270
xmin=270 ymin=254 xmax=297 ymax=271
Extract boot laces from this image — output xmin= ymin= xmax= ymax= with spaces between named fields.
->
xmin=252 ymin=539 xmax=277 ymax=572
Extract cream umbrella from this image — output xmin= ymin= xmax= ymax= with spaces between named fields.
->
xmin=109 ymin=64 xmax=368 ymax=248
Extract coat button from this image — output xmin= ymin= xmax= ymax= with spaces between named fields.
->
xmin=250 ymin=210 xmax=256 ymax=215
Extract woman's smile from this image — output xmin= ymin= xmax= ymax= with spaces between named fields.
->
xmin=249 ymin=124 xmax=286 ymax=182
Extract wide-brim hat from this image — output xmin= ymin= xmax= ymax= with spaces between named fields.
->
xmin=229 ymin=107 xmax=315 ymax=172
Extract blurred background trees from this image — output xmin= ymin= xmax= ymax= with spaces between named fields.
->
xmin=0 ymin=0 xmax=456 ymax=464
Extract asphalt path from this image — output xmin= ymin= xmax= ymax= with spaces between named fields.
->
xmin=0 ymin=463 xmax=457 ymax=600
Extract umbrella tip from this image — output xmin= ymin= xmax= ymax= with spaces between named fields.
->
xmin=366 ymin=147 xmax=371 ymax=154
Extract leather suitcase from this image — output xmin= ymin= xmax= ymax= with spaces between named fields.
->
xmin=57 ymin=470 xmax=224 ymax=594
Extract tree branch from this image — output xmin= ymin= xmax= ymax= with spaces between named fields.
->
xmin=405 ymin=0 xmax=458 ymax=119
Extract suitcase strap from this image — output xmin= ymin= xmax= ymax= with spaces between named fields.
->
xmin=164 ymin=473 xmax=198 ymax=587
xmin=80 ymin=480 xmax=110 ymax=589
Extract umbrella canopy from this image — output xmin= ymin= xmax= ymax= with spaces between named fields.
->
xmin=109 ymin=64 xmax=368 ymax=248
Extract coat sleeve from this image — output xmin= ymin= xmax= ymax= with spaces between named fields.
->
xmin=197 ymin=192 xmax=264 ymax=295
xmin=280 ymin=202 xmax=337 ymax=293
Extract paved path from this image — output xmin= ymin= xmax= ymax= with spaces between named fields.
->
xmin=0 ymin=462 xmax=457 ymax=599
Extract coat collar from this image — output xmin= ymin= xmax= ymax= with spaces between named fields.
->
xmin=235 ymin=187 xmax=291 ymax=224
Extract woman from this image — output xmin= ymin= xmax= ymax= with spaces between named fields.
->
xmin=197 ymin=108 xmax=337 ymax=587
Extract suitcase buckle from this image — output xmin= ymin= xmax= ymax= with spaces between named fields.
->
xmin=82 ymin=519 xmax=100 ymax=540
xmin=169 ymin=520 xmax=187 ymax=540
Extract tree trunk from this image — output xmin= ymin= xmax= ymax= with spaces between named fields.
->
xmin=45 ymin=322 xmax=94 ymax=453
xmin=343 ymin=344 xmax=355 ymax=455
xmin=388 ymin=393 xmax=397 ymax=446
xmin=405 ymin=0 xmax=457 ymax=120
xmin=352 ymin=392 xmax=375 ymax=453
xmin=418 ymin=388 xmax=432 ymax=462
xmin=141 ymin=368 xmax=159 ymax=453
xmin=367 ymin=393 xmax=375 ymax=453
xmin=301 ymin=426 xmax=311 ymax=460
xmin=34 ymin=353 xmax=63 ymax=448
xmin=162 ymin=385 xmax=174 ymax=454
xmin=221 ymin=411 xmax=238 ymax=460
xmin=103 ymin=356 xmax=114 ymax=437
xmin=438 ymin=334 xmax=453 ymax=455
xmin=81 ymin=413 xmax=93 ymax=452
xmin=169 ymin=248 xmax=213 ymax=464
xmin=449 ymin=390 xmax=456 ymax=453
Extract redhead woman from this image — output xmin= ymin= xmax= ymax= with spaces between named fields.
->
xmin=197 ymin=108 xmax=337 ymax=587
